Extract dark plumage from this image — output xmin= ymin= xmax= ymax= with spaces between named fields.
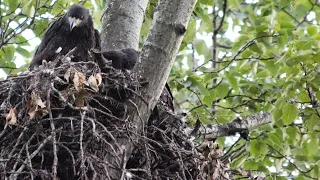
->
xmin=101 ymin=48 xmax=174 ymax=111
xmin=161 ymin=83 xmax=174 ymax=111
xmin=102 ymin=48 xmax=138 ymax=70
xmin=29 ymin=4 xmax=100 ymax=70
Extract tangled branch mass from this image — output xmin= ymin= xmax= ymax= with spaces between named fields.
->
xmin=0 ymin=52 xmax=202 ymax=179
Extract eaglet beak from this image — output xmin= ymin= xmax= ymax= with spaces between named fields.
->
xmin=68 ymin=17 xmax=82 ymax=31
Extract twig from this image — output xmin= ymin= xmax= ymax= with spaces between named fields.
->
xmin=47 ymin=87 xmax=58 ymax=180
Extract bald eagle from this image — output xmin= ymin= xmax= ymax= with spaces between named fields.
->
xmin=29 ymin=4 xmax=100 ymax=70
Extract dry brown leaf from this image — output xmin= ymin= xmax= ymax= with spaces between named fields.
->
xmin=75 ymin=97 xmax=85 ymax=107
xmin=95 ymin=73 xmax=102 ymax=86
xmin=28 ymin=107 xmax=37 ymax=120
xmin=36 ymin=97 xmax=46 ymax=108
xmin=73 ymin=71 xmax=86 ymax=91
xmin=74 ymin=90 xmax=89 ymax=108
xmin=6 ymin=108 xmax=17 ymax=125
xmin=78 ymin=89 xmax=90 ymax=97
xmin=28 ymin=92 xmax=48 ymax=120
xmin=64 ymin=68 xmax=72 ymax=83
xmin=88 ymin=75 xmax=99 ymax=92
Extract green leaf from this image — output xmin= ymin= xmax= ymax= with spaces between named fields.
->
xmin=255 ymin=24 xmax=268 ymax=33
xmin=306 ymin=114 xmax=319 ymax=131
xmin=243 ymin=160 xmax=259 ymax=169
xmin=264 ymin=61 xmax=278 ymax=76
xmin=294 ymin=4 xmax=310 ymax=19
xmin=13 ymin=35 xmax=30 ymax=46
xmin=295 ymin=175 xmax=307 ymax=180
xmin=307 ymin=137 xmax=318 ymax=155
xmin=194 ymin=39 xmax=208 ymax=55
xmin=232 ymin=35 xmax=250 ymax=52
xmin=280 ymin=21 xmax=295 ymax=29
xmin=22 ymin=4 xmax=35 ymax=17
xmin=251 ymin=61 xmax=258 ymax=75
xmin=307 ymin=26 xmax=318 ymax=37
xmin=197 ymin=83 xmax=209 ymax=96
xmin=248 ymin=43 xmax=262 ymax=54
xmin=183 ymin=18 xmax=196 ymax=43
xmin=250 ymin=140 xmax=268 ymax=157
xmin=16 ymin=47 xmax=31 ymax=58
xmin=286 ymin=55 xmax=309 ymax=66
xmin=294 ymin=40 xmax=314 ymax=50
xmin=286 ymin=126 xmax=298 ymax=142
xmin=215 ymin=83 xmax=229 ymax=99
xmin=84 ymin=1 xmax=94 ymax=9
xmin=312 ymin=165 xmax=319 ymax=178
xmin=200 ymin=0 xmax=214 ymax=6
xmin=240 ymin=49 xmax=253 ymax=58
xmin=203 ymin=89 xmax=218 ymax=107
xmin=3 ymin=45 xmax=15 ymax=63
xmin=216 ymin=109 xmax=234 ymax=123
xmin=226 ymin=73 xmax=239 ymax=93
xmin=298 ymin=90 xmax=310 ymax=102
xmin=282 ymin=104 xmax=298 ymax=125
xmin=268 ymin=133 xmax=282 ymax=148
xmin=278 ymin=31 xmax=288 ymax=48
xmin=6 ymin=0 xmax=19 ymax=10
xmin=256 ymin=70 xmax=269 ymax=78
xmin=279 ymin=0 xmax=290 ymax=9
xmin=272 ymin=107 xmax=282 ymax=123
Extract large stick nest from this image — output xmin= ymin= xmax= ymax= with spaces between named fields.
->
xmin=0 ymin=53 xmax=201 ymax=179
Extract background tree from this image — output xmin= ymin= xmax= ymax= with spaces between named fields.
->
xmin=1 ymin=0 xmax=320 ymax=179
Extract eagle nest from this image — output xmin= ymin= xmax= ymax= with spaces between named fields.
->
xmin=0 ymin=55 xmax=200 ymax=179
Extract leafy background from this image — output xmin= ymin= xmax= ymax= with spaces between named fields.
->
xmin=1 ymin=0 xmax=320 ymax=179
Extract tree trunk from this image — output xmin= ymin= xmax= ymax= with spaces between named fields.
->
xmin=100 ymin=0 xmax=197 ymax=178
xmin=101 ymin=0 xmax=148 ymax=51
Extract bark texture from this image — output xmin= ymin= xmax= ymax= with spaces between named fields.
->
xmin=202 ymin=112 xmax=272 ymax=139
xmin=121 ymin=0 xmax=197 ymax=177
xmin=136 ymin=0 xmax=197 ymax=128
xmin=101 ymin=0 xmax=148 ymax=51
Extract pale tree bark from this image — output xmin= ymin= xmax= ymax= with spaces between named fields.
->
xmin=101 ymin=0 xmax=148 ymax=51
xmin=135 ymin=0 xmax=197 ymax=123
xmin=100 ymin=1 xmax=149 ymax=178
xmin=127 ymin=0 xmax=197 ymax=176
xmin=100 ymin=0 xmax=197 ymax=178
xmin=202 ymin=112 xmax=272 ymax=139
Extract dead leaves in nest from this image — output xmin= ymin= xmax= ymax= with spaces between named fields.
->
xmin=64 ymin=68 xmax=102 ymax=92
xmin=88 ymin=74 xmax=102 ymax=92
xmin=5 ymin=68 xmax=103 ymax=122
xmin=27 ymin=92 xmax=48 ymax=120
xmin=74 ymin=90 xmax=90 ymax=108
xmin=63 ymin=68 xmax=102 ymax=107
xmin=6 ymin=108 xmax=17 ymax=125
xmin=73 ymin=71 xmax=86 ymax=91
xmin=200 ymin=141 xmax=229 ymax=180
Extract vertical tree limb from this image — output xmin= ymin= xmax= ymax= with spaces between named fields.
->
xmin=136 ymin=0 xmax=197 ymax=115
xmin=100 ymin=0 xmax=197 ymax=178
xmin=100 ymin=0 xmax=148 ymax=178
xmin=101 ymin=0 xmax=148 ymax=51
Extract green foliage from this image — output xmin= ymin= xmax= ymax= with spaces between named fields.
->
xmin=168 ymin=0 xmax=320 ymax=178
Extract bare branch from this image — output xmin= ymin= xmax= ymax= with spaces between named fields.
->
xmin=201 ymin=112 xmax=272 ymax=139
